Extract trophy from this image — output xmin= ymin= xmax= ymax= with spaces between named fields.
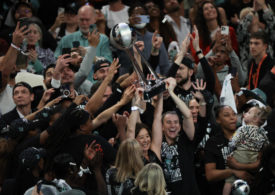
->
xmin=110 ymin=23 xmax=166 ymax=100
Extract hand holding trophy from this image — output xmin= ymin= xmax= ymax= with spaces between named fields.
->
xmin=110 ymin=23 xmax=166 ymax=100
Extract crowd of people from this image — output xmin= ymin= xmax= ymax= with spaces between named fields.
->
xmin=0 ymin=0 xmax=275 ymax=194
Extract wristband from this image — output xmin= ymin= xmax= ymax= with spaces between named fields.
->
xmin=131 ymin=106 xmax=145 ymax=114
xmin=196 ymin=50 xmax=202 ymax=55
xmin=11 ymin=43 xmax=21 ymax=51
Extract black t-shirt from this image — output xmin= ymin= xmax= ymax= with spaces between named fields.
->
xmin=204 ymin=132 xmax=233 ymax=195
xmin=143 ymin=149 xmax=161 ymax=166
xmin=106 ymin=167 xmax=135 ymax=195
xmin=161 ymin=133 xmax=200 ymax=195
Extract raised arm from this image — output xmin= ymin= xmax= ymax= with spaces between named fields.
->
xmin=0 ymin=22 xmax=29 ymax=93
xmin=150 ymin=93 xmax=163 ymax=161
xmin=85 ymin=58 xmax=120 ymax=115
xmin=74 ymin=29 xmax=100 ymax=90
xmin=91 ymin=85 xmax=135 ymax=130
xmin=126 ymin=88 xmax=145 ymax=139
xmin=166 ymin=77 xmax=195 ymax=140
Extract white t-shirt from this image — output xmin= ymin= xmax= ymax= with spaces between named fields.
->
xmin=101 ymin=5 xmax=129 ymax=29
xmin=0 ymin=84 xmax=15 ymax=115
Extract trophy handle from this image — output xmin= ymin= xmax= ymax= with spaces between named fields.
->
xmin=125 ymin=49 xmax=148 ymax=86
xmin=133 ymin=44 xmax=160 ymax=81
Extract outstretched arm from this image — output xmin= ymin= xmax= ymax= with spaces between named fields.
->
xmin=91 ymin=85 xmax=135 ymax=130
xmin=85 ymin=58 xmax=120 ymax=115
xmin=166 ymin=77 xmax=195 ymax=140
xmin=150 ymin=93 xmax=163 ymax=161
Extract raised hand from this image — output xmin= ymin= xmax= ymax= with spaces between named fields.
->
xmin=55 ymin=54 xmax=73 ymax=73
xmin=106 ymin=58 xmax=120 ymax=82
xmin=152 ymin=31 xmax=163 ymax=49
xmin=12 ymin=22 xmax=30 ymax=47
xmin=191 ymin=79 xmax=206 ymax=101
xmin=88 ymin=29 xmax=100 ymax=47
xmin=190 ymin=25 xmax=200 ymax=52
xmin=165 ymin=77 xmax=177 ymax=92
xmin=120 ymin=85 xmax=136 ymax=105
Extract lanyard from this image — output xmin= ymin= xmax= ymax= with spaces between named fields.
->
xmin=248 ymin=54 xmax=267 ymax=89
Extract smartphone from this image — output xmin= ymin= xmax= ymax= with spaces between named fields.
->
xmin=137 ymin=15 xmax=150 ymax=24
xmin=72 ymin=41 xmax=80 ymax=48
xmin=27 ymin=44 xmax=35 ymax=51
xmin=221 ymin=26 xmax=229 ymax=35
xmin=229 ymin=67 xmax=237 ymax=77
xmin=57 ymin=7 xmax=65 ymax=15
xmin=19 ymin=17 xmax=29 ymax=29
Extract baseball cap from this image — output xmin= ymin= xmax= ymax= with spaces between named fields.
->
xmin=93 ymin=57 xmax=111 ymax=73
xmin=181 ymin=56 xmax=194 ymax=69
xmin=19 ymin=147 xmax=46 ymax=170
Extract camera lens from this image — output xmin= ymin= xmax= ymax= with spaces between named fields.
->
xmin=63 ymin=89 xmax=70 ymax=97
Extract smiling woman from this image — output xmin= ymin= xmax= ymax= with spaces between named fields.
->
xmin=24 ymin=22 xmax=56 ymax=74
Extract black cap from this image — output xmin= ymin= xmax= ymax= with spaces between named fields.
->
xmin=181 ymin=57 xmax=194 ymax=69
xmin=19 ymin=147 xmax=46 ymax=170
xmin=65 ymin=2 xmax=79 ymax=15
xmin=93 ymin=57 xmax=111 ymax=73
xmin=15 ymin=2 xmax=32 ymax=11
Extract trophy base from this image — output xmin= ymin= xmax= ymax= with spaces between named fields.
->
xmin=144 ymin=81 xmax=166 ymax=100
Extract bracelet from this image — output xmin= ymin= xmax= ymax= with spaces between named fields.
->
xmin=131 ymin=106 xmax=145 ymax=114
xmin=11 ymin=43 xmax=21 ymax=51
xmin=196 ymin=50 xmax=202 ymax=55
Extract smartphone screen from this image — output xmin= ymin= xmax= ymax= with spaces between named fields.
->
xmin=221 ymin=26 xmax=229 ymax=35
xmin=137 ymin=15 xmax=150 ymax=24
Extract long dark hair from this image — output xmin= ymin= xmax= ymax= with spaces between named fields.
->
xmin=195 ymin=1 xmax=222 ymax=47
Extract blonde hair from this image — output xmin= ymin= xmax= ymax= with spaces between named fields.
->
xmin=115 ymin=139 xmax=144 ymax=183
xmin=29 ymin=23 xmax=42 ymax=46
xmin=254 ymin=106 xmax=272 ymax=126
xmin=133 ymin=163 xmax=166 ymax=195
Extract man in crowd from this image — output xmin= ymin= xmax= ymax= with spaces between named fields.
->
xmin=54 ymin=4 xmax=112 ymax=63
xmin=247 ymin=31 xmax=274 ymax=89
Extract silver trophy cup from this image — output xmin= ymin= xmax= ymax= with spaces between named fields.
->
xmin=110 ymin=23 xmax=166 ymax=100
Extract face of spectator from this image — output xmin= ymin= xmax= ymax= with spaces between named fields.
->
xmin=102 ymin=86 xmax=112 ymax=103
xmin=14 ymin=5 xmax=32 ymax=21
xmin=145 ymin=2 xmax=160 ymax=17
xmin=202 ymin=2 xmax=217 ymax=21
xmin=93 ymin=65 xmax=109 ymax=81
xmin=61 ymin=67 xmax=74 ymax=84
xmin=65 ymin=13 xmax=78 ymax=25
xmin=78 ymin=6 xmax=96 ymax=35
xmin=70 ymin=51 xmax=83 ymax=66
xmin=249 ymin=38 xmax=267 ymax=59
xmin=163 ymin=0 xmax=180 ymax=14
xmin=136 ymin=128 xmax=151 ymax=152
xmin=26 ymin=24 xmax=41 ymax=45
xmin=213 ymin=45 xmax=229 ymax=66
xmin=13 ymin=86 xmax=34 ymax=107
xmin=189 ymin=99 xmax=199 ymax=123
xmin=44 ymin=67 xmax=54 ymax=89
xmin=162 ymin=113 xmax=181 ymax=141
xmin=175 ymin=64 xmax=192 ymax=85
xmin=216 ymin=106 xmax=237 ymax=132
xmin=243 ymin=106 xmax=260 ymax=124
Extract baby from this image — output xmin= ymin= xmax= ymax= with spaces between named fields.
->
xmin=223 ymin=105 xmax=271 ymax=195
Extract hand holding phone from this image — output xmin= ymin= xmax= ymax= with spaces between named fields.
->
xmin=221 ymin=26 xmax=229 ymax=35
xmin=137 ymin=15 xmax=150 ymax=24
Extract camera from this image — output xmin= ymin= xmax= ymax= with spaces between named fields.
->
xmin=60 ymin=83 xmax=71 ymax=98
